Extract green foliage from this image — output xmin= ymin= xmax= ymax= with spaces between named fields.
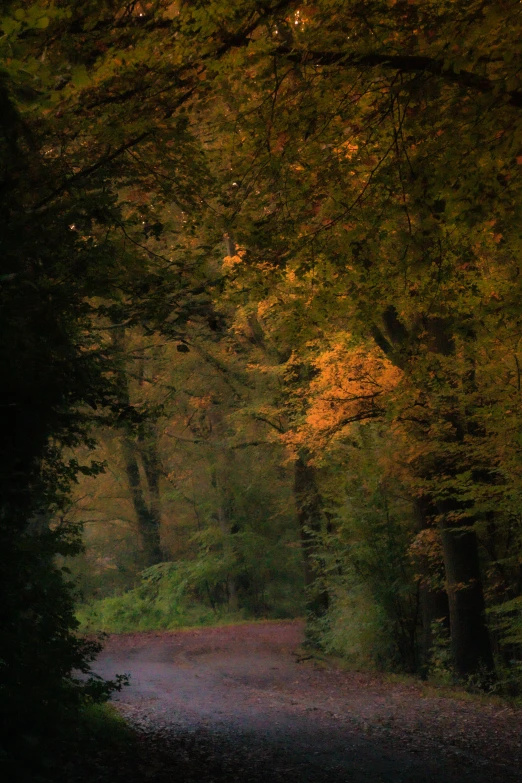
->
xmin=319 ymin=585 xmax=396 ymax=671
xmin=1 ymin=2 xmax=522 ymax=750
xmin=427 ymin=620 xmax=454 ymax=685
xmin=77 ymin=555 xmax=303 ymax=634
xmin=3 ymin=702 xmax=135 ymax=783
xmin=0 ymin=3 xmax=150 ymax=756
xmin=313 ymin=425 xmax=421 ymax=672
xmin=489 ymin=597 xmax=522 ymax=647
xmin=76 ymin=577 xmax=217 ymax=634
xmin=487 ymin=598 xmax=522 ymax=693
xmin=68 ymin=328 xmax=305 ymax=626
xmin=75 ymin=702 xmax=133 ymax=747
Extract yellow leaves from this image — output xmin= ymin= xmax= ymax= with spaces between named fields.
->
xmin=246 ymin=362 xmax=267 ymax=374
xmin=410 ymin=527 xmax=442 ymax=559
xmin=287 ymin=336 xmax=402 ymax=455
xmin=188 ymin=394 xmax=212 ymax=410
xmin=222 ymin=245 xmax=246 ymax=271
xmin=332 ymin=140 xmax=359 ymax=159
xmin=311 ymin=342 xmax=400 ymax=406
xmin=409 ymin=528 xmax=444 ymax=588
xmin=256 ymin=300 xmax=272 ymax=319
xmin=222 ymin=254 xmax=243 ymax=270
xmin=163 ymin=3 xmax=179 ymax=20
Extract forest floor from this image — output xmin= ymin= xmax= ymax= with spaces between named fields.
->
xmin=72 ymin=621 xmax=522 ymax=783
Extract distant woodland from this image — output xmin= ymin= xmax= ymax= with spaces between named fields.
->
xmin=1 ymin=0 xmax=522 ymax=764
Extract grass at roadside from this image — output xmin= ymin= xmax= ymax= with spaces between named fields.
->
xmin=3 ymin=703 xmax=136 ymax=783
xmin=52 ymin=703 xmax=139 ymax=783
xmin=76 ymin=560 xmax=303 ymax=635
xmin=76 ymin=593 xmax=223 ymax=633
xmin=295 ymin=646 xmax=522 ymax=708
xmin=77 ymin=592 xmax=302 ymax=634
xmin=74 ymin=702 xmax=132 ymax=745
xmin=76 ymin=591 xmax=301 ymax=634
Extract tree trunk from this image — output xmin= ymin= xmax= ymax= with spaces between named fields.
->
xmin=294 ymin=453 xmax=329 ymax=623
xmin=373 ymin=308 xmax=494 ymax=677
xmin=121 ymin=436 xmax=163 ymax=566
xmin=227 ymin=574 xmax=239 ymax=612
xmin=113 ymin=328 xmax=163 ymax=567
xmin=438 ymin=503 xmax=494 ymax=677
xmin=424 ymin=319 xmax=494 ymax=677
xmin=212 ymin=464 xmax=239 ymax=611
xmin=138 ymin=427 xmax=163 ymax=564
xmin=414 ymin=497 xmax=450 ymax=673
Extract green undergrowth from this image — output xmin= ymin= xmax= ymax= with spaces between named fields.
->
xmin=77 ymin=594 xmax=300 ymax=632
xmin=53 ymin=703 xmax=137 ymax=782
xmin=3 ymin=703 xmax=135 ymax=783
xmin=298 ymin=647 xmax=522 ymax=708
xmin=77 ymin=592 xmax=222 ymax=633
xmin=74 ymin=702 xmax=133 ymax=745
xmin=405 ymin=673 xmax=522 ymax=709
xmin=76 ymin=561 xmax=302 ymax=634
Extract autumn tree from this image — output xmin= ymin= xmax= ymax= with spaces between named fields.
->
xmin=177 ymin=0 xmax=521 ymax=678
xmin=2 ymin=2 xmax=522 ymax=741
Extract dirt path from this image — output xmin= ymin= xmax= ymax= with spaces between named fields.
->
xmin=93 ymin=621 xmax=522 ymax=783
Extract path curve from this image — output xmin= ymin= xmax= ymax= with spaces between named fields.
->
xmin=94 ymin=621 xmax=522 ymax=783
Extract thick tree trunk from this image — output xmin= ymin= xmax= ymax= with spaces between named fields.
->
xmin=218 ymin=503 xmax=239 ymax=612
xmin=420 ymin=585 xmax=450 ymax=668
xmin=294 ymin=454 xmax=329 ymax=622
xmin=138 ymin=428 xmax=163 ymax=564
xmin=122 ymin=436 xmax=163 ymax=566
xmin=426 ymin=321 xmax=493 ymax=676
xmin=414 ymin=497 xmax=450 ymax=672
xmin=113 ymin=328 xmax=163 ymax=567
xmin=373 ymin=308 xmax=494 ymax=677
xmin=212 ymin=464 xmax=239 ymax=611
xmin=227 ymin=574 xmax=239 ymax=612
xmin=438 ymin=504 xmax=494 ymax=677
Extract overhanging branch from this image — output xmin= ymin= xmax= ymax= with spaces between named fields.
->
xmin=276 ymin=48 xmax=522 ymax=108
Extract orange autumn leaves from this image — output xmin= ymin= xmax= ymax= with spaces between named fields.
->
xmin=286 ymin=336 xmax=402 ymax=455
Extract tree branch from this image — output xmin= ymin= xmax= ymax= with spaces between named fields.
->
xmin=276 ymin=48 xmax=522 ymax=108
xmin=31 ymin=1 xmax=296 ymax=210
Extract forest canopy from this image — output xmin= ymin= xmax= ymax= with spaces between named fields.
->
xmin=1 ymin=0 xmax=522 ymax=763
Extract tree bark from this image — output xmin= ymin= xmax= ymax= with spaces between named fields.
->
xmin=211 ymin=464 xmax=239 ymax=611
xmin=424 ymin=318 xmax=494 ymax=677
xmin=138 ymin=427 xmax=163 ymax=564
xmin=121 ymin=435 xmax=163 ymax=566
xmin=437 ymin=503 xmax=494 ymax=676
xmin=373 ymin=308 xmax=494 ymax=677
xmin=294 ymin=453 xmax=329 ymax=623
xmin=113 ymin=328 xmax=163 ymax=567
xmin=414 ymin=497 xmax=450 ymax=673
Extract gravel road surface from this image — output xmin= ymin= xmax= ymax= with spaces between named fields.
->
xmin=92 ymin=621 xmax=522 ymax=783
